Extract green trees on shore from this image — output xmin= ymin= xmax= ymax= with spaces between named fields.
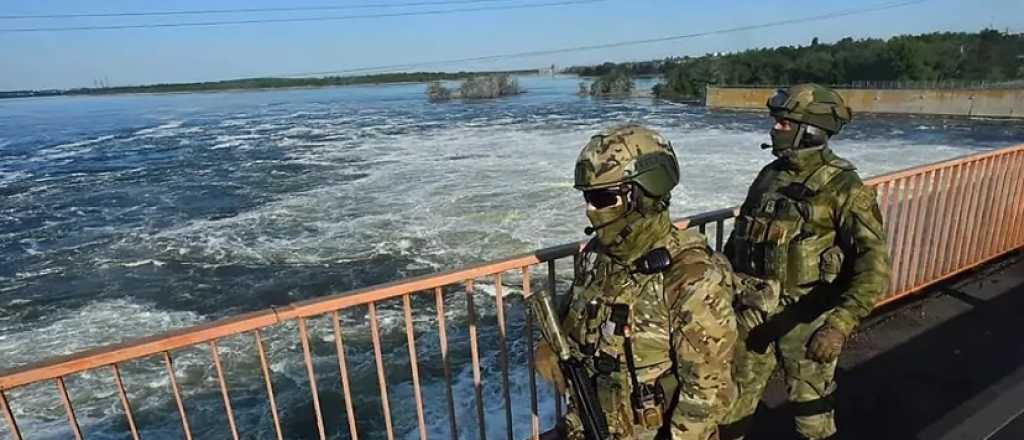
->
xmin=569 ymin=30 xmax=1024 ymax=100
xmin=3 ymin=70 xmax=536 ymax=98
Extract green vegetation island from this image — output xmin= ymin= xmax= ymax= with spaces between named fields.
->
xmin=568 ymin=29 xmax=1024 ymax=101
xmin=0 ymin=70 xmax=537 ymax=100
xmin=426 ymin=74 xmax=522 ymax=101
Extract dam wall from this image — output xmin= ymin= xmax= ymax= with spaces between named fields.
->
xmin=705 ymin=86 xmax=1024 ymax=118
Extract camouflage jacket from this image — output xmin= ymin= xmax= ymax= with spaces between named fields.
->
xmin=726 ymin=147 xmax=891 ymax=336
xmin=561 ymin=227 xmax=737 ymax=439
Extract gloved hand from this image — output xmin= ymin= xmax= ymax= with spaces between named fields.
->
xmin=807 ymin=325 xmax=845 ymax=363
xmin=534 ymin=341 xmax=566 ymax=393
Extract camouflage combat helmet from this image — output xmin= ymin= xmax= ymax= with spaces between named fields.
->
xmin=574 ymin=124 xmax=680 ymax=200
xmin=767 ymin=83 xmax=853 ymax=135
xmin=575 ymin=124 xmax=680 ymax=257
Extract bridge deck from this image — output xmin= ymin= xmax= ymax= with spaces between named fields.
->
xmin=746 ymin=250 xmax=1024 ymax=439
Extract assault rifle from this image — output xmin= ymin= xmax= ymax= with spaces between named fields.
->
xmin=529 ymin=290 xmax=609 ymax=440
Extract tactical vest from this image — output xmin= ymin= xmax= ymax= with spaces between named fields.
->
xmin=562 ymin=229 xmax=734 ymax=437
xmin=731 ymin=160 xmax=851 ymax=295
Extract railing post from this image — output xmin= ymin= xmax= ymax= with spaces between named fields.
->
xmin=715 ymin=219 xmax=725 ymax=252
xmin=877 ymin=180 xmax=896 ymax=291
xmin=1 ymin=389 xmax=23 ymax=440
xmin=1006 ymin=152 xmax=1024 ymax=247
xmin=523 ymin=266 xmax=541 ymax=440
xmin=889 ymin=177 xmax=912 ymax=294
xmin=994 ymin=153 xmax=1018 ymax=252
xmin=253 ymin=330 xmax=284 ymax=440
xmin=163 ymin=351 xmax=194 ymax=440
xmin=494 ymin=274 xmax=515 ymax=440
xmin=944 ymin=163 xmax=970 ymax=275
xmin=985 ymin=155 xmax=1012 ymax=257
xmin=966 ymin=158 xmax=995 ymax=264
xmin=209 ymin=341 xmax=239 ymax=440
xmin=368 ymin=302 xmax=396 ymax=440
xmin=297 ymin=318 xmax=326 ymax=440
xmin=435 ymin=287 xmax=459 ymax=440
xmin=466 ymin=280 xmax=487 ymax=440
xmin=402 ymin=294 xmax=429 ymax=440
xmin=927 ymin=167 xmax=954 ymax=281
xmin=904 ymin=170 xmax=932 ymax=290
xmin=55 ymin=377 xmax=83 ymax=440
xmin=954 ymin=161 xmax=982 ymax=271
xmin=112 ymin=364 xmax=141 ymax=440
xmin=547 ymin=260 xmax=562 ymax=420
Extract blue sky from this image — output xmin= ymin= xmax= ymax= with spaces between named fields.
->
xmin=2 ymin=0 xmax=1022 ymax=90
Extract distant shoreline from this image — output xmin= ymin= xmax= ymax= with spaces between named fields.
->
xmin=0 ymin=70 xmax=541 ymax=100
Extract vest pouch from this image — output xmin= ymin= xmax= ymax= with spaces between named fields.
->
xmin=786 ymin=231 xmax=836 ymax=288
xmin=763 ymin=217 xmax=798 ymax=286
xmin=731 ymin=216 xmax=757 ymax=274
xmin=819 ymin=245 xmax=844 ymax=284
xmin=740 ymin=216 xmax=772 ymax=276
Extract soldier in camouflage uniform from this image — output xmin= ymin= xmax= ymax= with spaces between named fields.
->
xmin=537 ymin=124 xmax=738 ymax=440
xmin=718 ymin=84 xmax=891 ymax=440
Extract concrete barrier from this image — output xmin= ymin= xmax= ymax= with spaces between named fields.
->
xmin=705 ymin=86 xmax=1024 ymax=118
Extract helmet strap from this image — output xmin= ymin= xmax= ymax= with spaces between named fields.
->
xmin=801 ymin=124 xmax=829 ymax=147
xmin=792 ymin=123 xmax=807 ymax=149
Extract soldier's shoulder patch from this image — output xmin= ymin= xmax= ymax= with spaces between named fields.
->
xmin=852 ymin=186 xmax=879 ymax=211
xmin=676 ymin=258 xmax=715 ymax=283
xmin=827 ymin=156 xmax=857 ymax=171
xmin=824 ymin=169 xmax=864 ymax=196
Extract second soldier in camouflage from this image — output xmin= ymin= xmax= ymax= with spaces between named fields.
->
xmin=719 ymin=84 xmax=891 ymax=440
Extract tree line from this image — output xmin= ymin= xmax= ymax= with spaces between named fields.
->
xmin=567 ymin=30 xmax=1024 ymax=100
xmin=1 ymin=70 xmax=537 ymax=98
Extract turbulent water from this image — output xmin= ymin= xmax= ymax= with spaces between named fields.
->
xmin=1 ymin=76 xmax=1022 ymax=439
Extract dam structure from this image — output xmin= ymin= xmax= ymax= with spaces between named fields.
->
xmin=706 ymin=85 xmax=1024 ymax=118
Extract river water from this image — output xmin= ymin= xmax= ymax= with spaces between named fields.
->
xmin=1 ymin=76 xmax=1022 ymax=439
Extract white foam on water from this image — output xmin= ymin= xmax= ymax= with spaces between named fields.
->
xmin=0 ymin=298 xmax=209 ymax=438
xmin=124 ymin=110 xmax=980 ymax=282
xmin=211 ymin=138 xmax=247 ymax=150
xmin=132 ymin=120 xmax=184 ymax=137
xmin=0 ymin=169 xmax=30 ymax=185
xmin=278 ymin=126 xmax=328 ymax=137
xmin=0 ymin=298 xmax=204 ymax=369
xmin=119 ymin=259 xmax=166 ymax=268
xmin=32 ymin=135 xmax=116 ymax=162
xmin=43 ymin=134 xmax=116 ymax=151
xmin=14 ymin=266 xmax=62 ymax=280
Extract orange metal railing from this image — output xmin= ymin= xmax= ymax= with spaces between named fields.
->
xmin=1 ymin=144 xmax=1023 ymax=440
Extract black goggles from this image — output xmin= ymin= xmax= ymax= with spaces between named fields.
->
xmin=584 ymin=186 xmax=629 ymax=209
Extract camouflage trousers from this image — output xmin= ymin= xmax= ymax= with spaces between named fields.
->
xmin=719 ymin=307 xmax=838 ymax=440
xmin=560 ymin=411 xmax=721 ymax=440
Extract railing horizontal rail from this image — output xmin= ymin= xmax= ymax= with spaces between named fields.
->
xmin=3 ymin=143 xmax=1023 ymax=440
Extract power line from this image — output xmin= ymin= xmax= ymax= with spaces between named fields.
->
xmin=0 ymin=0 xmax=531 ymax=20
xmin=272 ymin=0 xmax=933 ymax=77
xmin=0 ymin=0 xmax=602 ymax=33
